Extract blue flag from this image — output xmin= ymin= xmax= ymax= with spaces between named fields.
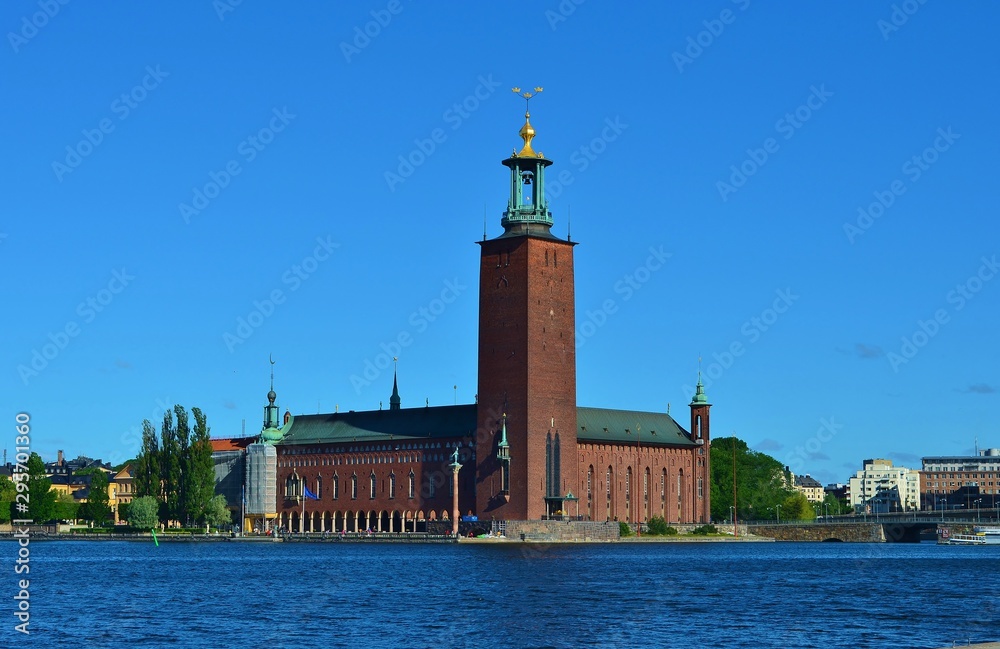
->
xmin=303 ymin=485 xmax=319 ymax=500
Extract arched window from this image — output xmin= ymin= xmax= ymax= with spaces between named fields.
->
xmin=370 ymin=473 xmax=377 ymax=499
xmin=625 ymin=467 xmax=632 ymax=522
xmin=333 ymin=473 xmax=339 ymax=500
xmin=408 ymin=470 xmax=415 ymax=499
xmin=285 ymin=475 xmax=297 ymax=498
xmin=661 ymin=469 xmax=666 ymax=516
xmin=389 ymin=473 xmax=396 ymax=499
xmin=316 ymin=475 xmax=323 ymax=499
xmin=351 ymin=474 xmax=358 ymax=500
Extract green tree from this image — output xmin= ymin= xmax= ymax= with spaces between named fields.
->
xmin=710 ymin=437 xmax=795 ymax=522
xmin=135 ymin=419 xmax=160 ymax=498
xmin=174 ymin=405 xmax=192 ymax=524
xmin=128 ymin=495 xmax=160 ymax=529
xmin=159 ymin=409 xmax=181 ymax=524
xmin=81 ymin=471 xmax=112 ymax=525
xmin=782 ymin=492 xmax=816 ymax=521
xmin=0 ymin=476 xmax=15 ymax=523
xmin=188 ymin=407 xmax=216 ymax=524
xmin=204 ymin=494 xmax=231 ymax=530
xmin=24 ymin=453 xmax=56 ymax=522
xmin=52 ymin=492 xmax=79 ymax=522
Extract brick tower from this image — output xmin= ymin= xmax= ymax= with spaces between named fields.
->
xmin=689 ymin=373 xmax=712 ymax=523
xmin=476 ymin=90 xmax=579 ymax=520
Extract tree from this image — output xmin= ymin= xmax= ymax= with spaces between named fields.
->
xmin=128 ymin=495 xmax=160 ymax=529
xmin=782 ymin=492 xmax=816 ymax=521
xmin=0 ymin=476 xmax=14 ymax=523
xmin=174 ymin=405 xmax=192 ymax=524
xmin=710 ymin=437 xmax=795 ymax=522
xmin=204 ymin=494 xmax=231 ymax=530
xmin=81 ymin=471 xmax=112 ymax=525
xmin=24 ymin=452 xmax=56 ymax=522
xmin=159 ymin=409 xmax=181 ymax=524
xmin=52 ymin=492 xmax=79 ymax=522
xmin=134 ymin=419 xmax=160 ymax=498
xmin=188 ymin=407 xmax=216 ymax=524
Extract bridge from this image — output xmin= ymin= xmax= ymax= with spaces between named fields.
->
xmin=746 ymin=513 xmax=997 ymax=543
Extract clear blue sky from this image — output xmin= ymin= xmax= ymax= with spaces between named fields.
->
xmin=4 ymin=2 xmax=998 ymax=487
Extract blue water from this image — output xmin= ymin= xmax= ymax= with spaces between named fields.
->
xmin=6 ymin=540 xmax=999 ymax=648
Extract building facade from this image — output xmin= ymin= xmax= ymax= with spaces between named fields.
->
xmin=848 ymin=458 xmax=921 ymax=513
xmin=920 ymin=448 xmax=1000 ymax=512
xmin=212 ymin=104 xmax=712 ymax=531
xmin=793 ymin=474 xmax=824 ymax=503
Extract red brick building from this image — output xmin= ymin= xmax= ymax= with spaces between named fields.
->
xmin=214 ymin=103 xmax=712 ymax=531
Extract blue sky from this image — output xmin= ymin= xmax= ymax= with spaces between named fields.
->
xmin=3 ymin=1 xmax=997 ymax=487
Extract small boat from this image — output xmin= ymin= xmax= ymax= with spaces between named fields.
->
xmin=946 ymin=526 xmax=1000 ymax=545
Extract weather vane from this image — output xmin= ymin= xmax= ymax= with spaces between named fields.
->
xmin=511 ymin=86 xmax=544 ymax=112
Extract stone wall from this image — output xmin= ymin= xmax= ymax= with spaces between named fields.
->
xmin=748 ymin=523 xmax=886 ymax=542
xmin=504 ymin=520 xmax=621 ymax=542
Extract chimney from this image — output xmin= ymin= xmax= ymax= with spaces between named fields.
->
xmin=58 ymin=450 xmax=64 ymax=465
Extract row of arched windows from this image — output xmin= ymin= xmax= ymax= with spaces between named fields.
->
xmin=284 ymin=471 xmax=417 ymax=501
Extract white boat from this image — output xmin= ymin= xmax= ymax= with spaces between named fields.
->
xmin=946 ymin=526 xmax=1000 ymax=545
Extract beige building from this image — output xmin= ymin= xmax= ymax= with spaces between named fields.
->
xmin=849 ymin=458 xmax=921 ymax=513
xmin=793 ymin=474 xmax=824 ymax=503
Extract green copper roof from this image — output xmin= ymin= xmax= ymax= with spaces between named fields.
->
xmin=275 ymin=404 xmax=695 ymax=448
xmin=576 ymin=407 xmax=696 ymax=447
xmin=279 ymin=405 xmax=477 ymax=446
xmin=690 ymin=373 xmax=710 ymax=406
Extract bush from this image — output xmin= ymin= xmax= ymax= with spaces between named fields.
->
xmin=646 ymin=516 xmax=679 ymax=536
xmin=690 ymin=524 xmax=719 ymax=536
xmin=619 ymin=521 xmax=633 ymax=537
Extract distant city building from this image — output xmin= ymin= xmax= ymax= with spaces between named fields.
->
xmin=848 ymin=459 xmax=921 ymax=513
xmin=793 ymin=475 xmax=824 ymax=503
xmin=824 ymin=483 xmax=850 ymax=503
xmin=110 ymin=464 xmax=135 ymax=524
xmin=920 ymin=448 xmax=1000 ymax=512
xmin=45 ymin=450 xmax=111 ymax=477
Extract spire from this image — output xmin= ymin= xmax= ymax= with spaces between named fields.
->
xmin=500 ymin=87 xmax=554 ymax=235
xmin=261 ymin=354 xmax=283 ymax=444
xmin=512 ymin=87 xmax=543 ymax=157
xmin=498 ymin=413 xmax=509 ymax=450
xmin=690 ymin=370 xmax=709 ymax=406
xmin=389 ymin=358 xmax=401 ymax=410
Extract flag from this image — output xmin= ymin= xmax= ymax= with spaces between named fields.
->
xmin=303 ymin=485 xmax=319 ymax=500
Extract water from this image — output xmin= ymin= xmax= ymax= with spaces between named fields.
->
xmin=7 ymin=539 xmax=1000 ymax=648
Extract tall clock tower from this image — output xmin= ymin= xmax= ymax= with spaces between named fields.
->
xmin=476 ymin=91 xmax=579 ymax=520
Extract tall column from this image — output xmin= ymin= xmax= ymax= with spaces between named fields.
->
xmin=450 ymin=455 xmax=462 ymax=537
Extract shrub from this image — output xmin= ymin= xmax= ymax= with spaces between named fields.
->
xmin=691 ymin=524 xmax=719 ymax=536
xmin=646 ymin=516 xmax=677 ymax=536
xmin=619 ymin=521 xmax=633 ymax=537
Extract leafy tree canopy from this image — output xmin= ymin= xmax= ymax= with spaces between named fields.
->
xmin=710 ymin=437 xmax=795 ymax=522
xmin=127 ymin=496 xmax=160 ymax=529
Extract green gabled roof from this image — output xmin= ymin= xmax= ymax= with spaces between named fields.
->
xmin=279 ymin=405 xmax=477 ymax=446
xmin=576 ymin=407 xmax=695 ymax=447
xmin=276 ymin=404 xmax=695 ymax=448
